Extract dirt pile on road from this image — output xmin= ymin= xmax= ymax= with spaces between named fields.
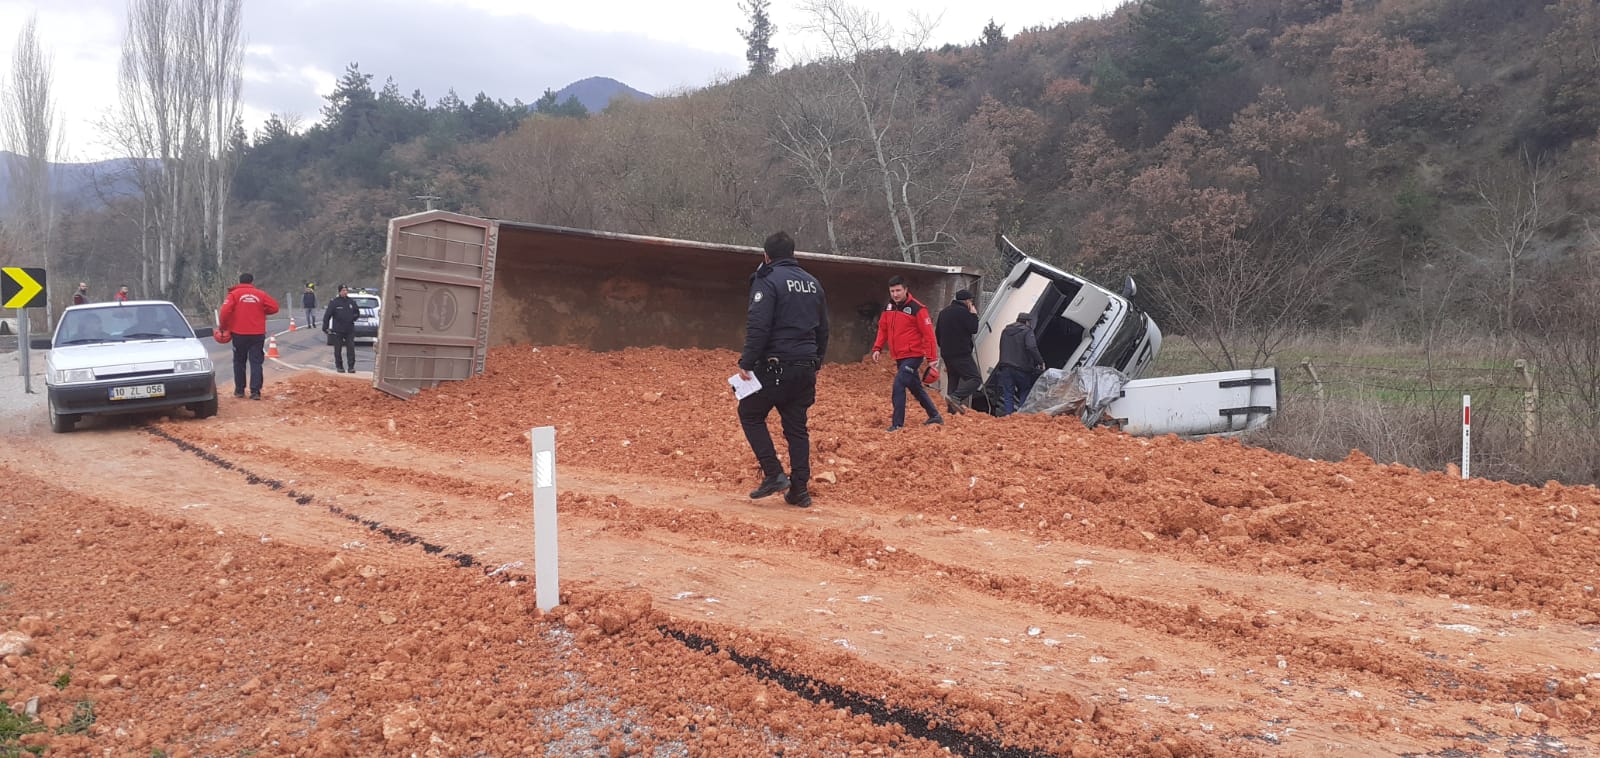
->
xmin=289 ymin=345 xmax=1600 ymax=622
xmin=11 ymin=343 xmax=1600 ymax=756
xmin=3 ymin=470 xmax=1160 ymax=757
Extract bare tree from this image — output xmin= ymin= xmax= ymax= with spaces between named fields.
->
xmin=109 ymin=0 xmax=244 ymax=306
xmin=1 ymin=15 xmax=62 ymax=317
xmin=1151 ymin=208 xmax=1374 ymax=370
xmin=799 ymin=0 xmax=971 ymax=263
xmin=762 ymin=65 xmax=859 ymax=253
xmin=1449 ymin=149 xmax=1563 ymax=332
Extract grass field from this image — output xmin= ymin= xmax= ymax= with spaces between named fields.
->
xmin=1150 ymin=333 xmax=1597 ymax=485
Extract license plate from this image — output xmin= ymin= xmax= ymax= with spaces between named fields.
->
xmin=109 ymin=383 xmax=165 ymax=401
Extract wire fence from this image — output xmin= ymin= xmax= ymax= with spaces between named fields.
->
xmin=1245 ymin=356 xmax=1600 ymax=485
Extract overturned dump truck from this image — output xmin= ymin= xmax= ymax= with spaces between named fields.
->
xmin=975 ymin=236 xmax=1277 ymax=436
xmin=372 ymin=212 xmax=1276 ymax=436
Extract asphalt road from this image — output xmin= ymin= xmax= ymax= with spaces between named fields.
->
xmin=203 ymin=317 xmax=375 ymax=392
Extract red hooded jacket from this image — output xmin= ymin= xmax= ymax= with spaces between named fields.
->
xmin=219 ymin=283 xmax=279 ymax=336
xmin=873 ymin=295 xmax=938 ymax=363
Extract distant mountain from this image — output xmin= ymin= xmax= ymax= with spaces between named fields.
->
xmin=552 ymin=77 xmax=654 ymax=113
xmin=0 ymin=152 xmax=145 ymax=210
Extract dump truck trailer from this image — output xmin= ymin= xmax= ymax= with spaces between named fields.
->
xmin=372 ymin=213 xmax=1276 ymax=436
xmin=371 ymin=212 xmax=977 ymax=398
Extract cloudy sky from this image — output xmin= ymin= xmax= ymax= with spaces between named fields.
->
xmin=0 ymin=0 xmax=1123 ymax=161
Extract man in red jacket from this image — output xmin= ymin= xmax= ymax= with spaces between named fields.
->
xmin=218 ymin=272 xmax=279 ymax=400
xmin=872 ymin=276 xmax=944 ymax=431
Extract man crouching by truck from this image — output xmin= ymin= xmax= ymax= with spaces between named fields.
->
xmin=737 ymin=231 xmax=829 ymax=508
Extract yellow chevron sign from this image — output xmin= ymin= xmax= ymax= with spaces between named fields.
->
xmin=2 ymin=266 xmax=46 ymax=309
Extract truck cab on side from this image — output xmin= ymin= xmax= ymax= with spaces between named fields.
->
xmin=972 ymin=237 xmax=1161 ymax=414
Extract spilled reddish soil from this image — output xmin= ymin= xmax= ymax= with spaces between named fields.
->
xmin=4 ymin=344 xmax=1600 ymax=757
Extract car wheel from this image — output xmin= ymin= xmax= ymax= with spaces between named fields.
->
xmin=194 ymin=390 xmax=220 ymax=418
xmin=49 ymin=405 xmax=77 ymax=433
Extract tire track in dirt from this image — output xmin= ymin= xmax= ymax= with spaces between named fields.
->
xmin=148 ymin=421 xmax=1600 ymax=747
xmin=134 ymin=425 xmax=1174 ymax=757
xmin=11 ymin=463 xmax=1105 ymax=757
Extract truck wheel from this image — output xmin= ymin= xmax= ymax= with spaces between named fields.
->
xmin=49 ymin=405 xmax=77 ymax=433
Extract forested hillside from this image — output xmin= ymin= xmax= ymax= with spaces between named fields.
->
xmin=48 ymin=0 xmax=1600 ymax=353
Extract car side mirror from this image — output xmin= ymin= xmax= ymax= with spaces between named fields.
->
xmin=193 ymin=326 xmax=213 ymax=338
xmin=1121 ymin=276 xmax=1137 ymax=299
xmin=30 ymin=337 xmax=52 ymax=350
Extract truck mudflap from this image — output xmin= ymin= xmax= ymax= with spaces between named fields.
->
xmin=1103 ymin=367 xmax=1279 ymax=437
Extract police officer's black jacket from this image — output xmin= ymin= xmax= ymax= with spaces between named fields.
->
xmin=323 ymin=295 xmax=361 ymax=334
xmin=740 ymin=258 xmax=830 ymax=370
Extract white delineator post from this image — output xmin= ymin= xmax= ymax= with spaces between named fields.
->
xmin=1461 ymin=395 xmax=1471 ymax=479
xmin=531 ymin=426 xmax=560 ymax=611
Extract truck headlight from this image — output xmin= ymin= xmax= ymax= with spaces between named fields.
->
xmin=49 ymin=368 xmax=95 ymax=384
xmin=173 ymin=358 xmax=213 ymax=374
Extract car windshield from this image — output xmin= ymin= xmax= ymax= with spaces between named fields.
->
xmin=57 ymin=304 xmax=193 ymax=346
xmin=352 ymin=296 xmax=379 ymax=309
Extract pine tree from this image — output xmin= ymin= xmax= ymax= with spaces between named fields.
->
xmin=739 ymin=0 xmax=778 ymax=76
xmin=980 ymin=18 xmax=1005 ymax=56
xmin=1121 ymin=0 xmax=1237 ymax=138
xmin=321 ymin=63 xmax=377 ymax=137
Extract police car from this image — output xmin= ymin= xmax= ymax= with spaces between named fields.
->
xmin=350 ymin=289 xmax=382 ymax=344
xmin=36 ymin=300 xmax=218 ymax=433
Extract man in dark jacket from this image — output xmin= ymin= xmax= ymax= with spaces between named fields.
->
xmin=996 ymin=312 xmax=1045 ymax=416
xmin=301 ymin=285 xmax=317 ymax=330
xmin=219 ymin=273 xmax=280 ymax=399
xmin=738 ymin=231 xmax=829 ymax=508
xmin=935 ymin=289 xmax=980 ymax=414
xmin=872 ymin=276 xmax=942 ymax=431
xmin=322 ymin=284 xmax=361 ymax=373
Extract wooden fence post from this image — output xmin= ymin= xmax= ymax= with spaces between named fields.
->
xmin=1301 ymin=357 xmax=1324 ymax=403
xmin=1514 ymin=358 xmax=1538 ymax=456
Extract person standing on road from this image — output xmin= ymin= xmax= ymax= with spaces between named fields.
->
xmin=872 ymin=276 xmax=943 ymax=431
xmin=996 ymin=312 xmax=1045 ymax=416
xmin=737 ymin=230 xmax=829 ymax=509
xmin=936 ymin=289 xmax=981 ymax=415
xmin=72 ymin=282 xmax=89 ymax=305
xmin=301 ymin=284 xmax=317 ymax=329
xmin=114 ymin=285 xmax=130 ymax=302
xmin=219 ymin=272 xmax=279 ymax=400
xmin=322 ymin=284 xmax=360 ymax=374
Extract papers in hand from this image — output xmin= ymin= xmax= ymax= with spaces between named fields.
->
xmin=728 ymin=372 xmax=762 ymax=400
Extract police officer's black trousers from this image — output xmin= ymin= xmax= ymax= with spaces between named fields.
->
xmin=738 ymin=362 xmax=818 ymax=485
xmin=330 ymin=331 xmax=357 ymax=372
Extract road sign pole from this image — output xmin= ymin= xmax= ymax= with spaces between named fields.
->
xmin=18 ymin=308 xmax=31 ymax=393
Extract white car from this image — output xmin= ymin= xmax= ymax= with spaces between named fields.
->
xmin=350 ymin=291 xmax=381 ymax=344
xmin=37 ymin=301 xmax=218 ymax=433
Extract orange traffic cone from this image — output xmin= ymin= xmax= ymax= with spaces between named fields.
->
xmin=289 ymin=317 xmax=297 ymax=331
xmin=266 ymin=335 xmax=280 ymax=358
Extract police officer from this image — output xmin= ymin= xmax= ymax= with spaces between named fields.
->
xmin=737 ymin=230 xmax=829 ymax=508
